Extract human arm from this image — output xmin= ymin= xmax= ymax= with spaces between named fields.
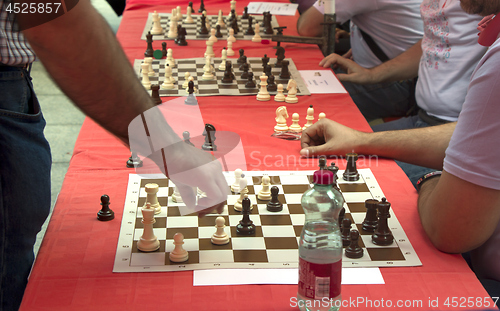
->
xmin=300 ymin=118 xmax=455 ymax=170
xmin=297 ymin=5 xmax=324 ymax=37
xmin=319 ymin=39 xmax=422 ymax=84
xmin=19 ymin=0 xmax=227 ymax=214
xmin=418 ymin=172 xmax=500 ymax=253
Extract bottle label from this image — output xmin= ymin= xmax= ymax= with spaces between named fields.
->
xmin=298 ymin=258 xmax=341 ymax=300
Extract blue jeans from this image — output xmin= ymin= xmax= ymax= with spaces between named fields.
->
xmin=372 ymin=115 xmax=437 ymax=188
xmin=0 ymin=66 xmax=51 ymax=310
xmin=335 ymin=68 xmax=415 ymax=121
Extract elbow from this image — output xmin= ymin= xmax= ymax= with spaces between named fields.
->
xmin=297 ymin=23 xmax=321 ymax=37
xmin=426 ymin=229 xmax=484 ymax=254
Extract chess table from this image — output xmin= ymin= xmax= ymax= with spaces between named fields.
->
xmin=19 ymin=0 xmax=497 ymax=310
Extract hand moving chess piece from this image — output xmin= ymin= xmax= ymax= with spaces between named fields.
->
xmin=211 ymin=216 xmax=230 ymax=245
xmin=137 ymin=202 xmax=160 ymax=252
xmin=97 ymin=194 xmax=114 ymax=221
xmin=169 ymin=232 xmax=189 ymax=262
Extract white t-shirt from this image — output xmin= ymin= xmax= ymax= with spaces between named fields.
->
xmin=443 ymin=36 xmax=500 ymax=283
xmin=416 ymin=0 xmax=486 ymax=120
xmin=313 ymin=0 xmax=424 ymax=68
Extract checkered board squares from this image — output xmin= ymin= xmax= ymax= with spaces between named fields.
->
xmin=134 ymin=57 xmax=310 ymax=97
xmin=113 ymin=170 xmax=421 ymax=273
xmin=141 ymin=13 xmax=279 ymax=41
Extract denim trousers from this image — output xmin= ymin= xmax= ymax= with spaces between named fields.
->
xmin=0 ymin=66 xmax=51 ymax=310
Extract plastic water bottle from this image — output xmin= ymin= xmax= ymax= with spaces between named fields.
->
xmin=297 ymin=169 xmax=344 ymax=311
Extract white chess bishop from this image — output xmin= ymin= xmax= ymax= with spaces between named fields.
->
xmin=211 ymin=217 xmax=230 ymax=245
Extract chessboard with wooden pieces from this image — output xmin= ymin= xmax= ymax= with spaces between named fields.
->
xmin=113 ymin=169 xmax=421 ymax=272
xmin=134 ymin=57 xmax=311 ymax=97
xmin=141 ymin=12 xmax=279 ymax=42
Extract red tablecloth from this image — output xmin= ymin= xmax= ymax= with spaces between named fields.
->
xmin=20 ymin=1 xmax=497 ymax=310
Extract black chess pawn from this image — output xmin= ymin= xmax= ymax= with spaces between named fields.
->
xmin=264 ymin=64 xmax=272 ymax=79
xmin=372 ymin=198 xmax=394 ymax=246
xmin=202 ymin=123 xmax=217 ymax=151
xmin=215 ymin=25 xmax=223 ymax=38
xmin=318 ymin=156 xmax=327 ymax=170
xmin=327 ymin=162 xmax=340 ymax=190
xmin=279 ymin=60 xmax=291 ymax=79
xmin=275 ymin=46 xmax=285 ymax=67
xmin=239 ymin=56 xmax=248 ymax=71
xmin=222 ymin=61 xmax=234 ymax=83
xmin=261 ymin=53 xmax=270 ymax=70
xmin=150 ymin=84 xmax=162 ymax=105
xmin=245 ymin=16 xmax=255 ymax=35
xmin=199 ymin=14 xmax=209 ymax=35
xmin=189 ymin=1 xmax=194 ymax=12
xmin=236 ymin=198 xmax=256 ymax=235
xmin=198 ymin=0 xmax=205 ymax=13
xmin=245 ymin=72 xmax=256 ymax=88
xmin=338 ymin=207 xmax=346 ymax=229
xmin=97 ymin=194 xmax=114 ymax=221
xmin=242 ymin=6 xmax=249 ymax=19
xmin=176 ymin=27 xmax=188 ymax=46
xmin=267 ymin=75 xmax=277 ymax=92
xmin=231 ymin=14 xmax=239 ymax=34
xmin=345 ymin=230 xmax=364 ymax=259
xmin=362 ymin=199 xmax=379 ymax=232
xmin=341 ymin=218 xmax=352 ymax=247
xmin=126 ymin=151 xmax=143 ymax=168
xmin=161 ymin=42 xmax=167 ymax=58
xmin=183 ymin=131 xmax=195 ymax=146
xmin=184 ymin=81 xmax=198 ymax=105
xmin=343 ymin=153 xmax=360 ymax=181
xmin=240 ymin=63 xmax=249 ymax=79
xmin=237 ymin=49 xmax=246 ymax=64
xmin=266 ymin=186 xmax=283 ymax=212
xmin=145 ymin=31 xmax=154 ymax=57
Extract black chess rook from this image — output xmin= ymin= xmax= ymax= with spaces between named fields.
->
xmin=343 ymin=153 xmax=360 ymax=181
xmin=362 ymin=199 xmax=379 ymax=232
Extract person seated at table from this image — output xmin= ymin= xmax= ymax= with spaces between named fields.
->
xmin=297 ymin=0 xmax=424 ymax=122
xmin=299 ymin=0 xmax=500 ymax=299
xmin=0 ymin=1 xmax=227 ymax=310
xmin=319 ymin=0 xmax=486 ymax=129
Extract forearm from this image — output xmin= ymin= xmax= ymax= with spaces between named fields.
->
xmin=368 ymin=39 xmax=422 ymax=84
xmin=358 ymin=122 xmax=456 ymax=169
xmin=297 ymin=6 xmax=323 ymax=37
xmin=21 ymin=1 xmax=172 ymax=146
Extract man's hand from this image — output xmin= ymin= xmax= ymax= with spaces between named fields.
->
xmin=300 ymin=119 xmax=367 ymax=157
xmin=319 ymin=53 xmax=375 ymax=84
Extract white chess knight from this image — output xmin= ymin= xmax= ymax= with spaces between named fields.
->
xmin=137 ymin=203 xmax=160 ymax=252
xmin=274 ymin=106 xmax=289 ymax=132
xmin=211 ymin=216 xmax=230 ymax=245
xmin=144 ymin=183 xmax=162 ymax=214
xmin=169 ymin=232 xmax=189 ymax=262
xmin=289 ymin=112 xmax=302 ymax=133
xmin=151 ymin=11 xmax=163 ymax=35
xmin=257 ymin=175 xmax=272 ymax=200
xmin=285 ymin=79 xmax=298 ymax=103
xmin=141 ymin=63 xmax=151 ymax=90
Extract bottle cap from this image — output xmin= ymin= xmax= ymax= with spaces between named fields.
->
xmin=312 ymin=169 xmax=334 ymax=185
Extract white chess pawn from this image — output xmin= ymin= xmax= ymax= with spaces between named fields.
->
xmin=204 ymin=40 xmax=215 ymax=58
xmin=257 ymin=175 xmax=272 ymax=200
xmin=144 ymin=57 xmax=154 ymax=77
xmin=231 ymin=168 xmax=243 ymax=193
xmin=227 ymin=28 xmax=236 ymax=43
xmin=166 ymin=48 xmax=176 ymax=68
xmin=151 ymin=11 xmax=163 ymax=35
xmin=234 ymin=176 xmax=250 ymax=211
xmin=184 ymin=6 xmax=194 ymax=24
xmin=182 ymin=71 xmax=191 ymax=89
xmin=218 ymin=48 xmax=228 ymax=71
xmin=227 ymin=40 xmax=235 ymax=56
xmin=211 ymin=216 xmax=230 ymax=245
xmin=172 ymin=185 xmax=183 ymax=203
xmin=217 ymin=9 xmax=225 ymax=28
xmin=176 ymin=6 xmax=182 ymax=20
xmin=185 ymin=76 xmax=197 ymax=93
xmin=144 ymin=183 xmax=161 ymax=214
xmin=318 ymin=112 xmax=326 ymax=120
xmin=229 ymin=0 xmax=237 ymax=17
xmin=274 ymin=83 xmax=285 ymax=102
xmin=303 ymin=105 xmax=315 ymax=130
xmin=169 ymin=232 xmax=189 ymax=262
xmin=167 ymin=9 xmax=178 ymax=38
xmin=289 ymin=113 xmax=302 ymax=133
xmin=137 ymin=203 xmax=160 ymax=252
xmin=202 ymin=56 xmax=215 ymax=80
xmin=161 ymin=64 xmax=175 ymax=89
xmin=274 ymin=106 xmax=289 ymax=132
xmin=252 ymin=24 xmax=262 ymax=42
xmin=285 ymin=79 xmax=298 ymax=104
xmin=257 ymin=75 xmax=270 ymax=101
xmin=209 ymin=28 xmax=218 ymax=42
xmin=141 ymin=63 xmax=151 ymax=90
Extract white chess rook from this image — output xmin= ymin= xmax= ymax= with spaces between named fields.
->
xmin=144 ymin=183 xmax=162 ymax=214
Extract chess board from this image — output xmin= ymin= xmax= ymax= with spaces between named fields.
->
xmin=113 ymin=170 xmax=421 ymax=272
xmin=134 ymin=57 xmax=311 ymax=97
xmin=141 ymin=12 xmax=279 ymax=41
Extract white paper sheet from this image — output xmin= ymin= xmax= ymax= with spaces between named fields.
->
xmin=193 ymin=268 xmax=384 ymax=286
xmin=247 ymin=2 xmax=298 ymax=16
xmin=299 ymin=70 xmax=347 ymax=94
